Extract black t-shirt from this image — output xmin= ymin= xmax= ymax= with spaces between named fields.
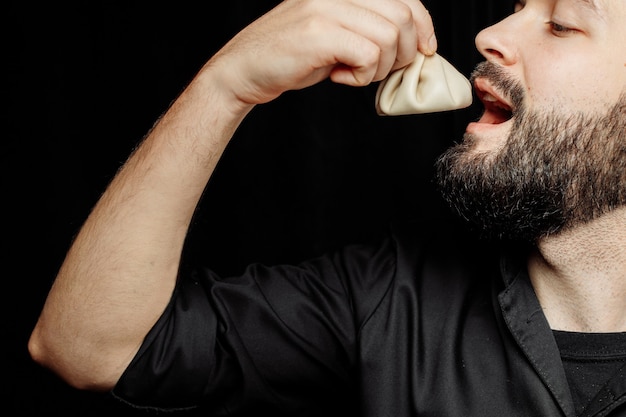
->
xmin=112 ymin=226 xmax=626 ymax=416
xmin=554 ymin=330 xmax=626 ymax=416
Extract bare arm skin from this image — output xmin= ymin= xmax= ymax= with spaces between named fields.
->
xmin=28 ymin=0 xmax=436 ymax=392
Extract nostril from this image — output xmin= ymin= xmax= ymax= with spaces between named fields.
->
xmin=485 ymin=48 xmax=504 ymax=60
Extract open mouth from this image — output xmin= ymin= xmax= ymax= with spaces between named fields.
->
xmin=474 ymin=78 xmax=514 ymax=124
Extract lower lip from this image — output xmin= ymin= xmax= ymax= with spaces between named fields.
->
xmin=465 ymin=121 xmax=491 ymax=134
xmin=465 ymin=120 xmax=512 ymax=135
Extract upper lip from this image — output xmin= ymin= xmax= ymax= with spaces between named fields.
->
xmin=473 ymin=78 xmax=514 ymax=112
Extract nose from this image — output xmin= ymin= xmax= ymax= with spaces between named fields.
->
xmin=475 ymin=14 xmax=519 ymax=66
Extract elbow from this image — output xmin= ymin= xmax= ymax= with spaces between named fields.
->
xmin=28 ymin=328 xmax=80 ymax=388
xmin=27 ymin=327 xmax=56 ymax=377
xmin=28 ymin=326 xmax=121 ymax=392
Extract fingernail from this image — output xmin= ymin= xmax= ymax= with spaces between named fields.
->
xmin=428 ymin=35 xmax=438 ymax=55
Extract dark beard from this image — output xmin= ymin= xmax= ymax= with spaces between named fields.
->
xmin=435 ymin=62 xmax=626 ymax=242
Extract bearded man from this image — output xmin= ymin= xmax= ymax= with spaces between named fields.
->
xmin=29 ymin=0 xmax=625 ymax=416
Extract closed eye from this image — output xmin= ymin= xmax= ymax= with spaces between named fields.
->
xmin=548 ymin=21 xmax=579 ymax=36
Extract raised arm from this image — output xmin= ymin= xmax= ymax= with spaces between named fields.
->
xmin=28 ymin=0 xmax=436 ymax=392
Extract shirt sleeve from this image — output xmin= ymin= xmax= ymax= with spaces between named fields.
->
xmin=111 ymin=235 xmax=398 ymax=414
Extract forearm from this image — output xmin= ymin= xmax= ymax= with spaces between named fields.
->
xmin=29 ymin=68 xmax=254 ymax=390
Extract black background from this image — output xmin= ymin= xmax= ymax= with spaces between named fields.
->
xmin=8 ymin=1 xmax=511 ymax=415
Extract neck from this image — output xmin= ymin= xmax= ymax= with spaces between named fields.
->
xmin=527 ymin=207 xmax=626 ymax=333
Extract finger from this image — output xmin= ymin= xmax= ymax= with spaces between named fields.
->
xmin=346 ymin=0 xmax=419 ymax=72
xmin=403 ymin=0 xmax=437 ymax=56
xmin=330 ymin=1 xmax=408 ymax=81
xmin=323 ymin=27 xmax=383 ymax=86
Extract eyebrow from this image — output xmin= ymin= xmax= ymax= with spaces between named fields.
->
xmin=578 ymin=0 xmax=597 ymax=9
xmin=576 ymin=0 xmax=604 ymax=17
xmin=513 ymin=0 xmax=606 ymax=19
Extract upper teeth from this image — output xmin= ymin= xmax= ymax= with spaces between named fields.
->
xmin=483 ymin=93 xmax=498 ymax=102
xmin=482 ymin=92 xmax=512 ymax=111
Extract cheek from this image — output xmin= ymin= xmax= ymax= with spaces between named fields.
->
xmin=524 ymin=56 xmax=615 ymax=114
